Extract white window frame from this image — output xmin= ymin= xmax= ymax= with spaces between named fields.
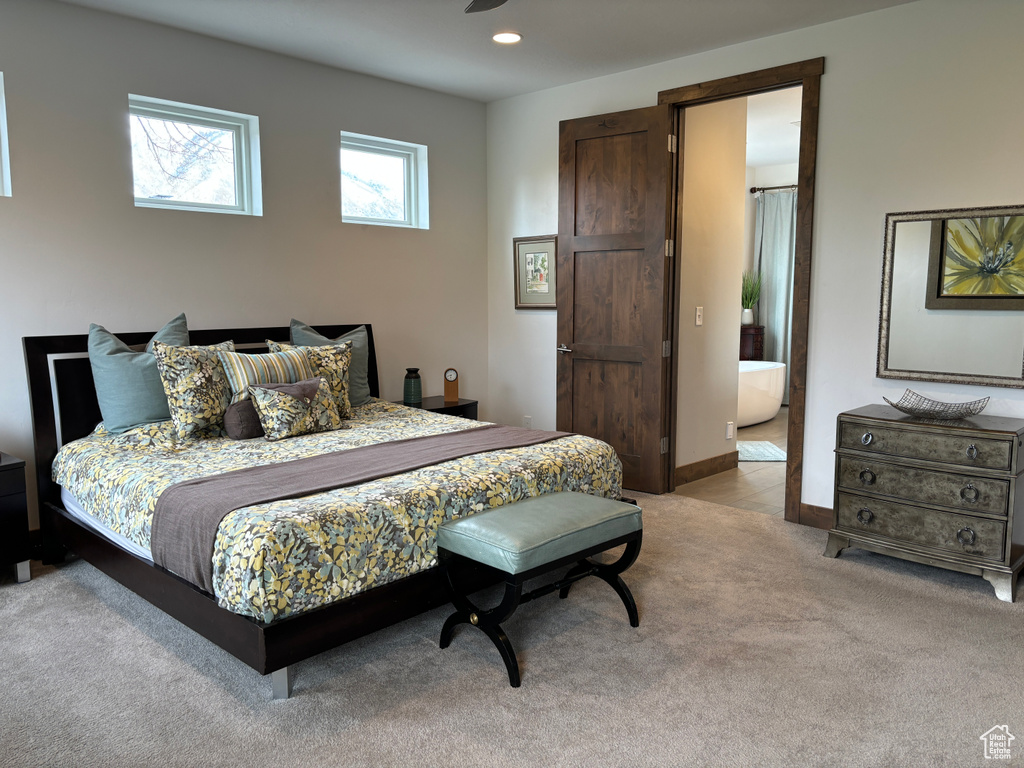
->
xmin=128 ymin=94 xmax=262 ymax=216
xmin=340 ymin=132 xmax=429 ymax=229
xmin=0 ymin=73 xmax=12 ymax=197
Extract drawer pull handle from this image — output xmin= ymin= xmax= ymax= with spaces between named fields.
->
xmin=960 ymin=483 xmax=980 ymax=504
xmin=966 ymin=444 xmax=979 ymax=460
xmin=956 ymin=527 xmax=977 ymax=547
xmin=859 ymin=469 xmax=876 ymax=485
xmin=861 ymin=432 xmax=874 ymax=446
xmin=856 ymin=508 xmax=874 ymax=525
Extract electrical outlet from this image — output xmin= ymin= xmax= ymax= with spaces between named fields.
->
xmin=726 ymin=421 xmax=735 ymax=439
xmin=523 ymin=415 xmax=533 ymax=428
xmin=695 ymin=306 xmax=704 ymax=326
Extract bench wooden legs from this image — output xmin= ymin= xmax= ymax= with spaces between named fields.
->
xmin=439 ymin=578 xmax=524 ymax=687
xmin=439 ymin=532 xmax=642 ymax=687
xmin=559 ymin=537 xmax=641 ymax=627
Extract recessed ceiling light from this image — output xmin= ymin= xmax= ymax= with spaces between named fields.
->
xmin=493 ymin=32 xmax=522 ymax=44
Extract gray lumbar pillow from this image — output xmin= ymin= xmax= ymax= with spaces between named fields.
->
xmin=88 ymin=313 xmax=189 ymax=433
xmin=222 ymin=399 xmax=264 ymax=440
xmin=289 ymin=320 xmax=371 ymax=407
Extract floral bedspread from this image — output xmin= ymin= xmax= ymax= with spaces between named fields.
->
xmin=52 ymin=400 xmax=622 ymax=622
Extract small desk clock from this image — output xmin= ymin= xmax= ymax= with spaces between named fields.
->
xmin=444 ymin=368 xmax=459 ymax=404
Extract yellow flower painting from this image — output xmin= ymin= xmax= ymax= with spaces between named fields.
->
xmin=941 ymin=216 xmax=1024 ymax=297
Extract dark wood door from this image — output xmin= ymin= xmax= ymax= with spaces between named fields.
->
xmin=557 ymin=105 xmax=675 ymax=493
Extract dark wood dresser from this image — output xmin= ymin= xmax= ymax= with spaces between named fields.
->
xmin=739 ymin=325 xmax=764 ymax=361
xmin=0 ymin=452 xmax=31 ymax=583
xmin=824 ymin=404 xmax=1024 ymax=601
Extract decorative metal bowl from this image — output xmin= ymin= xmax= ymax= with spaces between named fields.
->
xmin=882 ymin=389 xmax=990 ymax=420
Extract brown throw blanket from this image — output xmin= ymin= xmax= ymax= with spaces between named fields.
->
xmin=151 ymin=424 xmax=571 ymax=594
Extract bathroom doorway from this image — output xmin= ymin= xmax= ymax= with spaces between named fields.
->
xmin=737 ymin=86 xmax=801 ymax=481
xmin=674 ymin=85 xmax=801 ymax=518
xmin=662 ymin=59 xmax=822 ymax=525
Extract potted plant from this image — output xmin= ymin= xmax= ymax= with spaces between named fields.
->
xmin=741 ymin=270 xmax=762 ymax=326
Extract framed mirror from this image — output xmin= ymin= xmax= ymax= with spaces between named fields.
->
xmin=877 ymin=205 xmax=1024 ymax=388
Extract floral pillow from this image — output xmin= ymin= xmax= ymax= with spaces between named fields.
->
xmin=249 ymin=377 xmax=342 ymax=441
xmin=152 ymin=339 xmax=235 ymax=440
xmin=268 ymin=340 xmax=353 ymax=419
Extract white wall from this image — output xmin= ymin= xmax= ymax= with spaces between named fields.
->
xmin=754 ymin=164 xmax=800 ymax=189
xmin=676 ymin=98 xmax=747 ymax=466
xmin=0 ymin=0 xmax=488 ymax=510
xmin=487 ymin=0 xmax=1024 ymax=507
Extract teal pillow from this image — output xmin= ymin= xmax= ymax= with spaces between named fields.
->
xmin=289 ymin=320 xmax=371 ymax=407
xmin=88 ymin=313 xmax=189 ymax=433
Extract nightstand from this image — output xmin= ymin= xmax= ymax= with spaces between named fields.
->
xmin=740 ymin=325 xmax=764 ymax=361
xmin=396 ymin=395 xmax=478 ymax=420
xmin=0 ymin=453 xmax=31 ymax=583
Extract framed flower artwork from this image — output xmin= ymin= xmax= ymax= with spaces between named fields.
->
xmin=925 ymin=206 xmax=1024 ymax=310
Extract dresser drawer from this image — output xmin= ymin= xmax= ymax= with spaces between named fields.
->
xmin=0 ymin=465 xmax=26 ymax=497
xmin=839 ymin=420 xmax=1012 ymax=471
xmin=836 ymin=492 xmax=1006 ymax=563
xmin=837 ymin=456 xmax=1009 ymax=516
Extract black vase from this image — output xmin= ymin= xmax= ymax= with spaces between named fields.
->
xmin=403 ymin=368 xmax=422 ymax=405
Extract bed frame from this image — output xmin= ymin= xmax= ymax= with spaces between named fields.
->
xmin=23 ymin=323 xmax=475 ymax=699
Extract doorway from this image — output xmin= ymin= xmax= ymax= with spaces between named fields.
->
xmin=737 ymin=88 xmax=801 ymax=511
xmin=673 ymin=87 xmax=799 ymax=517
xmin=659 ymin=58 xmax=823 ymax=526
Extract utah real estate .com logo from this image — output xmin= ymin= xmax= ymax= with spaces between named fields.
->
xmin=980 ymin=725 xmax=1015 ymax=760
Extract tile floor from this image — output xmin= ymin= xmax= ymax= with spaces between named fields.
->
xmin=673 ymin=406 xmax=788 ymax=516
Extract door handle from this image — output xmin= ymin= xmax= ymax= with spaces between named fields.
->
xmin=557 ymin=345 xmax=572 ymax=354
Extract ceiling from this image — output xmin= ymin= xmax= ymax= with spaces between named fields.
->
xmin=56 ymin=0 xmax=916 ymax=102
xmin=746 ymin=87 xmax=802 ymax=167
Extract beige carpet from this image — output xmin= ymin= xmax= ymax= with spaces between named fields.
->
xmin=2 ymin=492 xmax=1023 ymax=767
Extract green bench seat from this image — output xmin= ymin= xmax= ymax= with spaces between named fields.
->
xmin=437 ymin=491 xmax=643 ymax=687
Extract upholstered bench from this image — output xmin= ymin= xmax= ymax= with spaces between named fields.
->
xmin=437 ymin=492 xmax=643 ymax=687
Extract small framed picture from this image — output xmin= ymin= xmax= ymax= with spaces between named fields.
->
xmin=513 ymin=235 xmax=556 ymax=310
xmin=925 ymin=207 xmax=1024 ymax=310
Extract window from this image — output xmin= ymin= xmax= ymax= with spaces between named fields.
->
xmin=340 ymin=132 xmax=428 ymax=229
xmin=128 ymin=95 xmax=262 ymax=215
xmin=0 ymin=73 xmax=11 ymax=197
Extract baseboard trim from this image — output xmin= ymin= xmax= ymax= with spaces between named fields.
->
xmin=674 ymin=451 xmax=739 ymax=487
xmin=800 ymin=503 xmax=832 ymax=530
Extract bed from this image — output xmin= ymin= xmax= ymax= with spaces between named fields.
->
xmin=24 ymin=323 xmax=622 ymax=698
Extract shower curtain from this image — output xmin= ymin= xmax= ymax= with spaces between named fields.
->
xmin=753 ymin=188 xmax=796 ymax=404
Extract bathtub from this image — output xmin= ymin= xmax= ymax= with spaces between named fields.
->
xmin=738 ymin=360 xmax=786 ymax=428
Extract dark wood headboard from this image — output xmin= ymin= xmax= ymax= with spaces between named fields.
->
xmin=23 ymin=323 xmax=378 ymax=512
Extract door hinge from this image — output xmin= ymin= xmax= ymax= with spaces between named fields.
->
xmin=665 ymin=238 xmax=674 ymax=258
xmin=662 ymin=340 xmax=671 ymax=358
xmin=660 ymin=436 xmax=670 ymax=455
xmin=668 ymin=134 xmax=678 ymax=153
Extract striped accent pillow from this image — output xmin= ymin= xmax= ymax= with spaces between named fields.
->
xmin=216 ymin=348 xmax=315 ymax=404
